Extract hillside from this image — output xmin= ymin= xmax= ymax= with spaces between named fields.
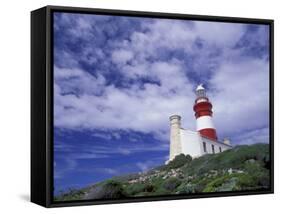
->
xmin=55 ymin=143 xmax=270 ymax=201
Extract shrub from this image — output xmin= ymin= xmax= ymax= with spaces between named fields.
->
xmin=144 ymin=184 xmax=155 ymax=192
xmin=203 ymin=175 xmax=240 ymax=192
xmin=125 ymin=183 xmax=146 ymax=195
xmin=148 ymin=177 xmax=165 ymax=193
xmin=242 ymin=162 xmax=270 ymax=189
xmin=177 ymin=182 xmax=196 ymax=194
xmin=182 ymin=144 xmax=269 ymax=177
xmin=163 ymin=177 xmax=181 ymax=191
xmin=148 ymin=187 xmax=170 ymax=196
xmin=166 ymin=154 xmax=192 ymax=170
xmin=94 ymin=180 xmax=126 ymax=199
xmin=54 ymin=188 xmax=85 ymax=201
xmin=236 ymin=174 xmax=255 ymax=189
xmin=192 ymin=176 xmax=215 ymax=192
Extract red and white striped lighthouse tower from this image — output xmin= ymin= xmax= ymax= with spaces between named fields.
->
xmin=193 ymin=84 xmax=218 ymax=140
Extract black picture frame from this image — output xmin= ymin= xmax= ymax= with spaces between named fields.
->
xmin=31 ymin=5 xmax=274 ymax=208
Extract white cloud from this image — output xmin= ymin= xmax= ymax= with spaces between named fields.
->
xmin=102 ymin=168 xmax=120 ymax=175
xmin=53 ymin=15 xmax=270 ymax=145
xmin=120 ymin=19 xmax=196 ymax=61
xmin=195 ymin=21 xmax=246 ymax=47
xmin=54 ymin=66 xmax=106 ymax=96
xmin=54 ymin=159 xmax=77 ymax=179
xmin=232 ymin=127 xmax=269 ymax=145
xmin=54 ymin=57 xmax=196 ymax=140
xmin=111 ymin=49 xmax=134 ymax=64
xmin=210 ymin=57 xmax=269 ymax=137
xmin=136 ymin=160 xmax=157 ymax=172
xmin=136 ymin=162 xmax=150 ymax=172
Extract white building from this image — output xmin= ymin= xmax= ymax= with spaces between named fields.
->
xmin=168 ymin=84 xmax=232 ymax=161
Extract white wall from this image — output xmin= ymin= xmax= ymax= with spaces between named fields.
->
xmin=180 ymin=129 xmax=202 ymax=157
xmin=0 ymin=0 xmax=279 ymax=214
xmin=180 ymin=129 xmax=231 ymax=157
xmin=201 ymin=137 xmax=231 ymax=154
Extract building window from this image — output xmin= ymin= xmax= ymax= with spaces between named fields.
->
xmin=203 ymin=142 xmax=207 ymax=152
xmin=212 ymin=145 xmax=215 ymax=154
xmin=219 ymin=147 xmax=222 ymax=152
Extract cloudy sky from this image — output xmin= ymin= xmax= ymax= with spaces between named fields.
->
xmin=53 ymin=12 xmax=270 ymax=194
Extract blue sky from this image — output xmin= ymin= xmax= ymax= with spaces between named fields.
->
xmin=53 ymin=12 xmax=270 ymax=194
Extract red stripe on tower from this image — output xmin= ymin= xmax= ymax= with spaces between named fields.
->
xmin=193 ymin=84 xmax=218 ymax=140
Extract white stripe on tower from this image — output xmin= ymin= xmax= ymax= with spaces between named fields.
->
xmin=196 ymin=115 xmax=215 ymax=130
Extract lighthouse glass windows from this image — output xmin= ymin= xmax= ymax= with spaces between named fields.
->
xmin=52 ymin=8 xmax=272 ymax=204
xmin=196 ymin=89 xmax=206 ymax=98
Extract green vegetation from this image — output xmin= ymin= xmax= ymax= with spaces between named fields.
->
xmin=163 ymin=177 xmax=181 ymax=191
xmin=54 ymin=143 xmax=270 ymax=201
xmin=54 ymin=188 xmax=86 ymax=201
xmin=93 ymin=180 xmax=126 ymax=199
xmin=163 ymin=154 xmax=192 ymax=170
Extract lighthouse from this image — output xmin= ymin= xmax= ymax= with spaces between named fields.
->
xmin=193 ymin=84 xmax=218 ymax=141
xmin=168 ymin=84 xmax=231 ymax=162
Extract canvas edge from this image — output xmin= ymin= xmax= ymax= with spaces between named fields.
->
xmin=31 ymin=6 xmax=50 ymax=207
